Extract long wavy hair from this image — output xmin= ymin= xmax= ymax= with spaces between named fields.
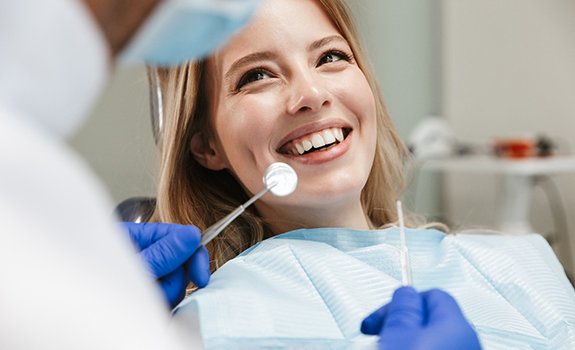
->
xmin=150 ymin=0 xmax=417 ymax=272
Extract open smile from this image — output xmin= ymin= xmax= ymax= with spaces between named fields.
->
xmin=278 ymin=127 xmax=352 ymax=156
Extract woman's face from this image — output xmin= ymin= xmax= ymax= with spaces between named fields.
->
xmin=199 ymin=0 xmax=377 ymax=230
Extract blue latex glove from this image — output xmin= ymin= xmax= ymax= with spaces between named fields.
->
xmin=122 ymin=222 xmax=210 ymax=308
xmin=361 ymin=287 xmax=481 ymax=350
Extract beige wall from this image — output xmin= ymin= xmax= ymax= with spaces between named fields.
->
xmin=69 ymin=65 xmax=157 ymax=204
xmin=345 ymin=0 xmax=443 ymax=217
xmin=442 ymin=0 xmax=575 ymax=273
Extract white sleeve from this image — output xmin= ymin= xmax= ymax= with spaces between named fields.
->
xmin=0 ymin=0 xmax=196 ymax=348
xmin=0 ymin=0 xmax=108 ymax=138
xmin=0 ymin=107 xmax=193 ymax=350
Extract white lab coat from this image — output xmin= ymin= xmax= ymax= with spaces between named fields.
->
xmin=0 ymin=0 xmax=193 ymax=349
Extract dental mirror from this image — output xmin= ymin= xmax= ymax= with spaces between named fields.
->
xmin=200 ymin=162 xmax=298 ymax=245
xmin=263 ymin=162 xmax=298 ymax=197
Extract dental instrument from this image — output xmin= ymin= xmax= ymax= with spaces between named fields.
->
xmin=200 ymin=162 xmax=298 ymax=245
xmin=396 ymin=200 xmax=412 ymax=286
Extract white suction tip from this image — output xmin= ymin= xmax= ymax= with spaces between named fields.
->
xmin=263 ymin=162 xmax=298 ymax=197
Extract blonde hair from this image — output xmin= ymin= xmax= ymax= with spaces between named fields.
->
xmin=150 ymin=0 xmax=424 ymax=272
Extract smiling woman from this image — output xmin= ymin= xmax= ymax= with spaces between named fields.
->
xmin=150 ymin=0 xmax=408 ymax=269
xmin=196 ymin=0 xmax=382 ymax=236
xmin=148 ymin=0 xmax=575 ymax=348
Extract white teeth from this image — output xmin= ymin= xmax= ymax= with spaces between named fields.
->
xmin=334 ymin=128 xmax=344 ymax=142
xmin=311 ymin=133 xmax=325 ymax=148
xmin=288 ymin=127 xmax=346 ymax=155
xmin=295 ymin=143 xmax=304 ymax=155
xmin=322 ymin=129 xmax=336 ymax=144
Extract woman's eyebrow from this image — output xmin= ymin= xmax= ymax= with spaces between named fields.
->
xmin=308 ymin=35 xmax=347 ymax=51
xmin=224 ymin=51 xmax=276 ymax=82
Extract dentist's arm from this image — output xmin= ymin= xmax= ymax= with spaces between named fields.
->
xmin=122 ymin=222 xmax=211 ymax=308
xmin=361 ymin=287 xmax=481 ymax=350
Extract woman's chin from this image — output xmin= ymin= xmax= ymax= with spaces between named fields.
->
xmin=271 ymin=186 xmax=364 ymax=213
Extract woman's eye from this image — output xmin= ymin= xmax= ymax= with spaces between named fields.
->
xmin=236 ymin=69 xmax=271 ymax=90
xmin=317 ymin=50 xmax=352 ymax=66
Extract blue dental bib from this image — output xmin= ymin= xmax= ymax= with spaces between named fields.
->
xmin=173 ymin=227 xmax=575 ymax=349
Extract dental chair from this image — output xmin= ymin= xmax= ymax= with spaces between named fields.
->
xmin=115 ymin=197 xmax=156 ymax=223
xmin=115 ymin=69 xmax=163 ymax=223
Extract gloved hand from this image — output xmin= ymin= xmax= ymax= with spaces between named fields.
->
xmin=122 ymin=222 xmax=210 ymax=308
xmin=361 ymin=287 xmax=481 ymax=350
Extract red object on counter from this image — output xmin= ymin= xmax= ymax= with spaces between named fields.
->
xmin=493 ymin=138 xmax=537 ymax=159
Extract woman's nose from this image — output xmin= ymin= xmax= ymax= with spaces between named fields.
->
xmin=287 ymin=73 xmax=330 ymax=115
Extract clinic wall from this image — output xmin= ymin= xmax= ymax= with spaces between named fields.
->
xmin=442 ymin=0 xmax=575 ymax=273
xmin=344 ymin=0 xmax=443 ymax=218
xmin=68 ymin=2 xmax=442 ymax=215
xmin=69 ymin=66 xmax=158 ymax=204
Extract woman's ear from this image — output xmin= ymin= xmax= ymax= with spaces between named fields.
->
xmin=190 ymin=132 xmax=227 ymax=170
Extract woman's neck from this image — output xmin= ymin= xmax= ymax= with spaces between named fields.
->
xmin=259 ymin=199 xmax=372 ymax=235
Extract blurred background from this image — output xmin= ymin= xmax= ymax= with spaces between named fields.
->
xmin=69 ymin=0 xmax=575 ymax=276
